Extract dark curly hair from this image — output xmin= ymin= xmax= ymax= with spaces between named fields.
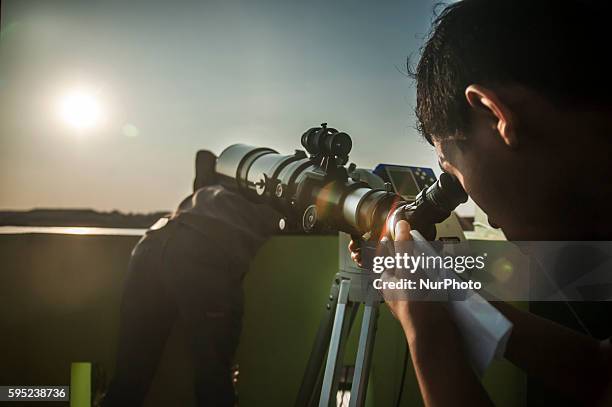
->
xmin=412 ymin=0 xmax=612 ymax=144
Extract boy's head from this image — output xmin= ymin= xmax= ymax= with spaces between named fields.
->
xmin=413 ymin=0 xmax=612 ymax=239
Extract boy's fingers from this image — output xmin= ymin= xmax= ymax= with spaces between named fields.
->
xmin=394 ymin=220 xmax=412 ymax=242
xmin=348 ymin=239 xmax=360 ymax=253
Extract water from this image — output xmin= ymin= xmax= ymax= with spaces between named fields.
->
xmin=0 ymin=226 xmax=146 ymax=236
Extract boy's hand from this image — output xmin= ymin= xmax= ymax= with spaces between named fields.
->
xmin=347 ymin=220 xmax=413 ymax=267
xmin=347 ymin=220 xmax=414 ymax=325
xmin=385 ymin=220 xmax=413 ymax=324
xmin=347 ymin=239 xmax=363 ymax=267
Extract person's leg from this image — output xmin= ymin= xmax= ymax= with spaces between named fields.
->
xmin=161 ymin=224 xmax=244 ymax=407
xmin=188 ymin=280 xmax=243 ymax=407
xmin=102 ymin=233 xmax=177 ymax=407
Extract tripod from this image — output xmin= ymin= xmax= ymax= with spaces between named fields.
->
xmin=295 ymin=242 xmax=381 ymax=407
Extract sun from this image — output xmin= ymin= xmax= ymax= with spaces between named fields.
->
xmin=58 ymin=89 xmax=103 ymax=131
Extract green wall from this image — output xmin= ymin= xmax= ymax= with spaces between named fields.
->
xmin=0 ymin=233 xmax=525 ymax=406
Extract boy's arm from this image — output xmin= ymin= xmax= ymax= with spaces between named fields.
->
xmin=390 ymin=220 xmax=493 ymax=407
xmin=492 ymin=301 xmax=612 ymax=405
xmin=395 ymin=300 xmax=612 ymax=407
xmin=391 ymin=221 xmax=611 ymax=406
xmin=392 ymin=300 xmax=494 ymax=407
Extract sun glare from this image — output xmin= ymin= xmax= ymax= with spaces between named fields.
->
xmin=59 ymin=89 xmax=103 ymax=131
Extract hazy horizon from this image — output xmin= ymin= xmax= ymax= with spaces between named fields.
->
xmin=1 ymin=0 xmax=473 ymax=214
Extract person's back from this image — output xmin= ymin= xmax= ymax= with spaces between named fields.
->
xmin=172 ymin=184 xmax=279 ymax=264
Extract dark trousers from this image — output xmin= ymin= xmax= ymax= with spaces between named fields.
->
xmin=102 ymin=221 xmax=244 ymax=407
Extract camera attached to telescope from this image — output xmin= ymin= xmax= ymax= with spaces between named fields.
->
xmin=215 ymin=123 xmax=467 ymax=241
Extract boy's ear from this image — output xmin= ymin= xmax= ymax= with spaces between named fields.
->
xmin=194 ymin=150 xmax=217 ymax=191
xmin=465 ymin=84 xmax=518 ymax=148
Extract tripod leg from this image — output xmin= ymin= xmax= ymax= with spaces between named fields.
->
xmin=295 ymin=278 xmax=340 ymax=407
xmin=349 ymin=302 xmax=379 ymax=407
xmin=319 ymin=279 xmax=353 ymax=407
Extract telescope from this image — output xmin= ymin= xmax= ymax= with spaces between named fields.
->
xmin=216 ymin=123 xmax=467 ymax=240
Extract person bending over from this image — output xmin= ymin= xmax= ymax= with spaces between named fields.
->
xmin=103 ymin=151 xmax=279 ymax=407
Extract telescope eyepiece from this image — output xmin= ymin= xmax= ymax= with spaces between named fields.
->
xmin=425 ymin=172 xmax=468 ymax=212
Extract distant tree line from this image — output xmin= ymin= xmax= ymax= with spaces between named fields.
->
xmin=0 ymin=209 xmax=170 ymax=228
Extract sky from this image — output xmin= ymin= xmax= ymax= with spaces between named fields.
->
xmin=0 ymin=0 xmax=471 ymax=214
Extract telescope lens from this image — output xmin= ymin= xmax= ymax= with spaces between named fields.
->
xmin=216 ymin=144 xmax=278 ymax=195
